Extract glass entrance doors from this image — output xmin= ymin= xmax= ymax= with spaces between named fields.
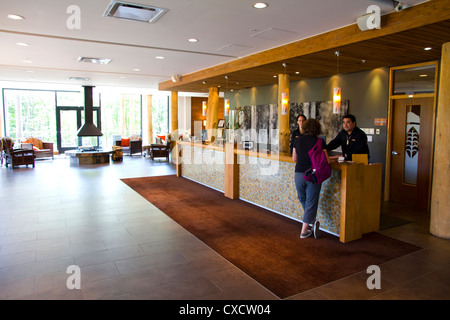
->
xmin=56 ymin=108 xmax=81 ymax=153
xmin=56 ymin=107 xmax=101 ymax=153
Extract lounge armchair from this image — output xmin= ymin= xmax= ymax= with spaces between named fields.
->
xmin=149 ymin=144 xmax=169 ymax=161
xmin=1 ymin=137 xmax=35 ymax=169
xmin=21 ymin=137 xmax=54 ymax=159
xmin=115 ymin=135 xmax=142 ymax=156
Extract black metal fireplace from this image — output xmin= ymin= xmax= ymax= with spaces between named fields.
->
xmin=77 ymin=86 xmax=103 ymax=137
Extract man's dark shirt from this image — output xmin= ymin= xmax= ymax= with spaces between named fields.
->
xmin=326 ymin=126 xmax=370 ymax=161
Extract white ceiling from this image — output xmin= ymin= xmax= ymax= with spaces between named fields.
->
xmin=0 ymin=0 xmax=427 ymax=92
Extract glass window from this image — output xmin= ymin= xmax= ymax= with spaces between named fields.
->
xmin=393 ymin=64 xmax=436 ymax=95
xmin=404 ymin=104 xmax=420 ymax=185
xmin=3 ymin=89 xmax=57 ymax=146
xmin=152 ymin=95 xmax=169 ymax=137
xmin=57 ymin=91 xmax=82 ymax=107
xmin=100 ymin=93 xmax=142 ymax=147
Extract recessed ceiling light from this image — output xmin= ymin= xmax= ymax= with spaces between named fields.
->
xmin=132 ymin=68 xmax=141 ymax=71
xmin=419 ymin=74 xmax=428 ymax=78
xmin=253 ymin=3 xmax=268 ymax=9
xmin=424 ymin=47 xmax=432 ymax=51
xmin=7 ymin=14 xmax=25 ymax=20
xmin=155 ymin=56 xmax=165 ymax=59
xmin=22 ymin=59 xmax=32 ymax=63
xmin=188 ymin=38 xmax=199 ymax=43
xmin=16 ymin=42 xmax=30 ymax=47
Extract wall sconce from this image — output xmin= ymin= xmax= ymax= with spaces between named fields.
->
xmin=224 ymin=99 xmax=230 ymax=116
xmin=202 ymin=101 xmax=207 ymax=116
xmin=281 ymin=92 xmax=289 ymax=115
xmin=333 ymin=87 xmax=341 ymax=114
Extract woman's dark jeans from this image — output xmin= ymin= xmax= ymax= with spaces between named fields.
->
xmin=294 ymin=172 xmax=322 ymax=224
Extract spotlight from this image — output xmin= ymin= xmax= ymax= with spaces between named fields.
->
xmin=393 ymin=1 xmax=411 ymax=12
xmin=171 ymin=75 xmax=182 ymax=83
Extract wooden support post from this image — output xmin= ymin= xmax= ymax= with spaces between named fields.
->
xmin=430 ymin=42 xmax=450 ymax=239
xmin=278 ymin=74 xmax=290 ymax=153
xmin=171 ymin=91 xmax=179 ymax=138
xmin=175 ymin=142 xmax=182 ymax=177
xmin=206 ymin=87 xmax=219 ymax=142
xmin=146 ymin=95 xmax=153 ymax=144
xmin=224 ymin=142 xmax=239 ymax=199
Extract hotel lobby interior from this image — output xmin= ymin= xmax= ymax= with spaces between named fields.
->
xmin=1 ymin=0 xmax=450 ymax=303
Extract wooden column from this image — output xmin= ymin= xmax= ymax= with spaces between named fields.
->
xmin=430 ymin=42 xmax=450 ymax=239
xmin=146 ymin=95 xmax=153 ymax=144
xmin=278 ymin=74 xmax=290 ymax=153
xmin=175 ymin=141 xmax=182 ymax=177
xmin=224 ymin=142 xmax=239 ymax=199
xmin=170 ymin=91 xmax=179 ymax=139
xmin=121 ymin=95 xmax=126 ymax=137
xmin=206 ymin=87 xmax=219 ymax=141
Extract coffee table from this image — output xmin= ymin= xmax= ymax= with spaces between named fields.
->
xmin=65 ymin=149 xmax=114 ymax=165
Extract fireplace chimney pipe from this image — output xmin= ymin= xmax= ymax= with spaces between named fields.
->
xmin=77 ymin=86 xmax=103 ymax=137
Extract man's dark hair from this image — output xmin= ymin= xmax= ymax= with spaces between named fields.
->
xmin=343 ymin=114 xmax=356 ymax=123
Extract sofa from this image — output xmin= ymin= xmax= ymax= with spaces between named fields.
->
xmin=21 ymin=137 xmax=54 ymax=159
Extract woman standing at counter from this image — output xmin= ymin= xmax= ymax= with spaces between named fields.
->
xmin=289 ymin=114 xmax=307 ymax=154
xmin=292 ymin=119 xmax=330 ymax=239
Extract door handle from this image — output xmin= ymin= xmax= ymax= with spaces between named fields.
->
xmin=392 ymin=151 xmax=399 ymax=155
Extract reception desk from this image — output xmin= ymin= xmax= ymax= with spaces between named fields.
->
xmin=175 ymin=141 xmax=382 ymax=243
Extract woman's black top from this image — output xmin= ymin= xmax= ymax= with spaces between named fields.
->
xmin=289 ymin=128 xmax=301 ymax=154
xmin=294 ymin=135 xmax=326 ymax=173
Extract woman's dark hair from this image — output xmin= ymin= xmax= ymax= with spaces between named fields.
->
xmin=301 ymin=119 xmax=321 ymax=136
xmin=296 ymin=114 xmax=307 ymax=121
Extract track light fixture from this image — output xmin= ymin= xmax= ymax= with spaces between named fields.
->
xmin=393 ymin=0 xmax=411 ymax=12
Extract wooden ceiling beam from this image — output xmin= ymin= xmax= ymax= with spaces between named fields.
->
xmin=159 ymin=0 xmax=450 ymax=92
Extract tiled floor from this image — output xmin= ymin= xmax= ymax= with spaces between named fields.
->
xmin=1 ymin=156 xmax=449 ymax=300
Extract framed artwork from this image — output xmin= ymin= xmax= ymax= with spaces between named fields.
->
xmin=218 ymin=119 xmax=225 ymax=128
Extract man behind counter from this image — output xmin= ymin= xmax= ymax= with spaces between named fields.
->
xmin=326 ymin=114 xmax=370 ymax=161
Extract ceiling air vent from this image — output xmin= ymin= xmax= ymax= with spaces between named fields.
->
xmin=104 ymin=1 xmax=168 ymax=23
xmin=78 ymin=57 xmax=112 ymax=64
xmin=69 ymin=76 xmax=89 ymax=81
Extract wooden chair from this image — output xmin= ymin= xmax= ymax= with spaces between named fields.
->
xmin=4 ymin=147 xmax=35 ymax=169
xmin=149 ymin=144 xmax=169 ymax=161
xmin=115 ymin=140 xmax=143 ymax=156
